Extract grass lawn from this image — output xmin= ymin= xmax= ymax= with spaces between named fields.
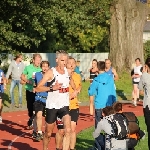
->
xmin=76 ymin=116 xmax=148 ymax=150
xmin=78 ymin=71 xmax=134 ymax=102
xmin=3 ymin=83 xmax=26 ymax=108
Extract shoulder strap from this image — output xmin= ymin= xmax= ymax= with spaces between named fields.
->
xmin=131 ymin=69 xmax=134 ymax=76
xmin=140 ymin=67 xmax=143 ymax=72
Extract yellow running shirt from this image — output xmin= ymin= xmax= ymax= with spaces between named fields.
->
xmin=69 ymin=72 xmax=81 ymax=110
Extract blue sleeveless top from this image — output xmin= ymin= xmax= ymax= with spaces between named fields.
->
xmin=35 ymin=72 xmax=48 ymax=103
xmin=106 ymin=67 xmax=114 ymax=78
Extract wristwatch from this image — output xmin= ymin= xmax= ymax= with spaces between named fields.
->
xmin=49 ymin=85 xmax=53 ymax=92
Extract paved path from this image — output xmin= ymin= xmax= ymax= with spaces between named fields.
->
xmin=0 ymin=101 xmax=143 ymax=150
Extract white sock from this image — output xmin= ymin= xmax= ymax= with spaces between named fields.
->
xmin=134 ymin=101 xmax=137 ymax=105
xmin=38 ymin=131 xmax=42 ymax=134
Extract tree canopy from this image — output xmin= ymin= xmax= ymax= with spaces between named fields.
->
xmin=0 ymin=0 xmax=112 ymax=53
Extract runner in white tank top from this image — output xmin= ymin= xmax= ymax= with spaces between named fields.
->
xmin=46 ymin=67 xmax=70 ymax=109
xmin=34 ymin=50 xmax=77 ymax=150
xmin=131 ymin=58 xmax=143 ymax=106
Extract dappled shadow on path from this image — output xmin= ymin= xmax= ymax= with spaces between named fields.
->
xmin=2 ymin=139 xmax=38 ymax=150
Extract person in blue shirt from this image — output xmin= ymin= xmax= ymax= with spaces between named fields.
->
xmin=105 ymin=59 xmax=119 ymax=81
xmin=74 ymin=60 xmax=85 ymax=82
xmin=88 ymin=61 xmax=116 ymax=128
xmin=32 ymin=61 xmax=50 ymax=141
xmin=0 ymin=69 xmax=7 ymax=123
xmin=74 ymin=60 xmax=81 ymax=74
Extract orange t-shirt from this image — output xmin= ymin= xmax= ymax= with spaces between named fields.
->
xmin=69 ymin=72 xmax=81 ymax=110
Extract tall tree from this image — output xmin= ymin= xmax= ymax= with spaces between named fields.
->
xmin=109 ymin=0 xmax=150 ymax=71
xmin=0 ymin=0 xmax=111 ymax=53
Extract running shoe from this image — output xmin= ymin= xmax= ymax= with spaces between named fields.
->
xmin=35 ymin=133 xmax=43 ymax=141
xmin=32 ymin=131 xmax=37 ymax=139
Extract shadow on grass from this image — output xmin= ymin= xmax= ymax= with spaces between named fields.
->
xmin=76 ymin=137 xmax=94 ymax=150
xmin=116 ymin=90 xmax=127 ymax=100
xmin=3 ymin=93 xmax=10 ymax=107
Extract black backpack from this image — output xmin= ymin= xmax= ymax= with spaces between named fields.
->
xmin=121 ymin=112 xmax=140 ymax=134
xmin=109 ymin=113 xmax=128 ymax=140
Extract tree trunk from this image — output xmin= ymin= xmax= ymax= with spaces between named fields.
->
xmin=109 ymin=0 xmax=150 ymax=72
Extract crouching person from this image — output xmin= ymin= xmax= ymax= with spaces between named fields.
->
xmin=93 ymin=106 xmax=128 ymax=150
xmin=113 ymin=102 xmax=145 ymax=150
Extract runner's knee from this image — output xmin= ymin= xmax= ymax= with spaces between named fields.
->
xmin=37 ymin=112 xmax=42 ymax=119
xmin=65 ymin=127 xmax=71 ymax=135
xmin=71 ymin=127 xmax=76 ymax=133
xmin=59 ymin=129 xmax=65 ymax=136
xmin=44 ymin=131 xmax=52 ymax=138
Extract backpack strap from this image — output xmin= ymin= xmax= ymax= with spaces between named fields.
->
xmin=140 ymin=67 xmax=143 ymax=72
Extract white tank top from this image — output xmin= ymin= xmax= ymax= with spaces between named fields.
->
xmin=46 ymin=67 xmax=70 ymax=109
xmin=133 ymin=65 xmax=142 ymax=82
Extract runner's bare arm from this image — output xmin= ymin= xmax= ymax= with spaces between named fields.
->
xmin=77 ymin=84 xmax=82 ymax=93
xmin=76 ymin=76 xmax=82 ymax=93
xmin=20 ymin=74 xmax=28 ymax=83
xmin=2 ymin=73 xmax=6 ymax=89
xmin=89 ymin=96 xmax=94 ymax=116
xmin=112 ymin=68 xmax=119 ymax=80
xmin=20 ymin=80 xmax=26 ymax=85
xmin=35 ymin=69 xmax=53 ymax=92
xmin=67 ymin=68 xmax=76 ymax=90
xmin=20 ymin=74 xmax=32 ymax=84
xmin=70 ymin=78 xmax=76 ymax=91
xmin=89 ymin=96 xmax=94 ymax=121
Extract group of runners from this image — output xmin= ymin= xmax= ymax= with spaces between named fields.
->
xmin=0 ymin=51 xmax=119 ymax=150
xmin=20 ymin=51 xmax=81 ymax=150
xmin=0 ymin=51 xmax=150 ymax=150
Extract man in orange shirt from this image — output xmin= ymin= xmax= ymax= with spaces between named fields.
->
xmin=55 ymin=56 xmax=82 ymax=150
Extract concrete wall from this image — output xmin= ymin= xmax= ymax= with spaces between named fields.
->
xmin=69 ymin=53 xmax=109 ymax=79
xmin=143 ymin=32 xmax=150 ymax=42
xmin=2 ymin=53 xmax=56 ymax=68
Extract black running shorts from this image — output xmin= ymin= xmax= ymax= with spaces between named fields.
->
xmin=56 ymin=108 xmax=79 ymax=130
xmin=45 ymin=106 xmax=69 ymax=124
xmin=132 ymin=81 xmax=139 ymax=84
xmin=0 ymin=92 xmax=3 ymax=100
xmin=33 ymin=101 xmax=46 ymax=117
xmin=69 ymin=108 xmax=79 ymax=123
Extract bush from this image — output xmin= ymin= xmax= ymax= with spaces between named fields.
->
xmin=144 ymin=40 xmax=150 ymax=59
xmin=0 ymin=63 xmax=10 ymax=74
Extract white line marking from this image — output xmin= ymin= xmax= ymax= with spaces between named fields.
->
xmin=23 ymin=114 xmax=27 ymax=115
xmin=17 ymin=115 xmax=21 ymax=116
xmin=7 ymin=116 xmax=12 ymax=118
xmin=8 ymin=130 xmax=32 ymax=150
